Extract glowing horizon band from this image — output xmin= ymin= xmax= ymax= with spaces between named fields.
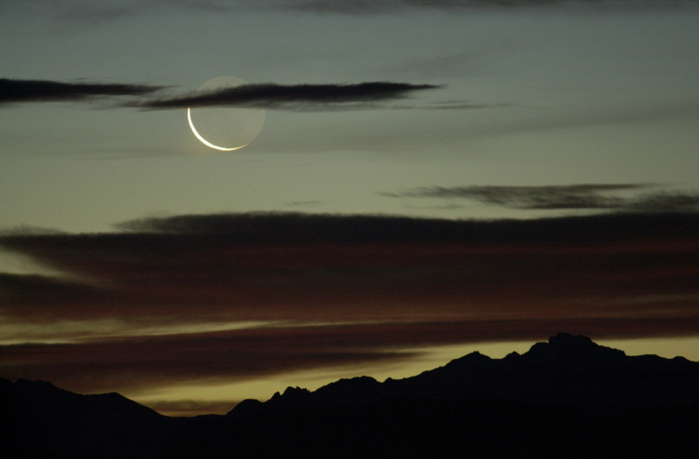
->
xmin=187 ymin=107 xmax=247 ymax=152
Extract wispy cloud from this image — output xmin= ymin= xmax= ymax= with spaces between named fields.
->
xmin=427 ymin=100 xmax=510 ymax=110
xmin=0 ymin=78 xmax=165 ymax=105
xmin=6 ymin=0 xmax=693 ymax=37
xmin=383 ymin=184 xmax=699 ymax=212
xmin=135 ymin=82 xmax=441 ymax=111
xmin=284 ymin=200 xmax=327 ymax=208
xmin=265 ymin=0 xmax=699 ymax=14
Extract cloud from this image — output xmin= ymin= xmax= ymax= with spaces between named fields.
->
xmin=135 ymin=82 xmax=441 ymax=111
xmin=383 ymin=184 xmax=699 ymax=212
xmin=1 ymin=317 xmax=698 ymax=394
xmin=6 ymin=0 xmax=694 ymax=35
xmin=625 ymin=191 xmax=699 ymax=212
xmin=0 ymin=78 xmax=165 ymax=105
xmin=2 ymin=211 xmax=698 ymax=398
xmin=2 ymin=316 xmax=698 ymax=396
xmin=0 ymin=78 xmax=440 ymax=112
xmin=427 ymin=100 xmax=510 ymax=110
xmin=2 ymin=211 xmax=697 ymax=321
xmin=9 ymin=0 xmax=695 ymax=20
xmin=0 ymin=323 xmax=420 ymax=393
xmin=109 ymin=210 xmax=699 ymax=244
xmin=270 ymin=0 xmax=699 ymax=14
xmin=54 ymin=2 xmax=140 ymax=26
xmin=284 ymin=200 xmax=327 ymax=208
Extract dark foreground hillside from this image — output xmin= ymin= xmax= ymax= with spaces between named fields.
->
xmin=0 ymin=377 xmax=184 ymax=459
xmin=3 ymin=333 xmax=699 ymax=458
xmin=164 ymin=399 xmax=699 ymax=458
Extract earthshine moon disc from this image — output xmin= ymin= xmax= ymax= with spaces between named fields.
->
xmin=187 ymin=76 xmax=266 ymax=152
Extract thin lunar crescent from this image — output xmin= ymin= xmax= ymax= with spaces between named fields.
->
xmin=187 ymin=107 xmax=245 ymax=152
xmin=186 ymin=76 xmax=266 ymax=152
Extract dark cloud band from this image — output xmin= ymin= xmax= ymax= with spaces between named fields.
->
xmin=108 ymin=210 xmax=699 ymax=243
xmin=2 ymin=212 xmax=697 ymax=323
xmin=0 ymin=78 xmax=164 ymax=105
xmin=0 ymin=78 xmax=440 ymax=111
xmin=137 ymin=82 xmax=441 ymax=110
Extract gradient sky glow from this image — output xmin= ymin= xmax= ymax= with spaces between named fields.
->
xmin=1 ymin=0 xmax=698 ymax=416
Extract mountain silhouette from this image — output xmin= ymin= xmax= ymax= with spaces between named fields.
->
xmin=0 ymin=377 xmax=183 ymax=458
xmin=228 ymin=332 xmax=699 ymax=417
xmin=3 ymin=333 xmax=699 ymax=458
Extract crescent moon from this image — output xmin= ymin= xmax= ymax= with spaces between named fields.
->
xmin=186 ymin=76 xmax=265 ymax=153
xmin=187 ymin=107 xmax=246 ymax=152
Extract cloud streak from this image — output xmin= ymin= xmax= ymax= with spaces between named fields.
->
xmin=0 ymin=78 xmax=441 ymax=112
xmin=266 ymin=0 xmax=699 ymax=14
xmin=136 ymin=82 xmax=441 ymax=111
xmin=9 ymin=0 xmax=695 ymax=21
xmin=383 ymin=184 xmax=699 ymax=212
xmin=0 ymin=78 xmax=165 ymax=105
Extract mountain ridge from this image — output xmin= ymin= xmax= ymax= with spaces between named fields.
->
xmin=3 ymin=333 xmax=699 ymax=458
xmin=228 ymin=332 xmax=699 ymax=417
xmin=1 ymin=376 xmax=183 ymax=459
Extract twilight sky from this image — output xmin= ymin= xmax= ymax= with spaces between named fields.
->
xmin=1 ymin=0 xmax=698 ymax=416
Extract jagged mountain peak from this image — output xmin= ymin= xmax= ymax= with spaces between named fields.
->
xmin=550 ymin=331 xmax=595 ymax=347
xmin=450 ymin=350 xmax=492 ymax=363
xmin=317 ymin=376 xmax=380 ymax=394
xmin=229 ymin=333 xmax=699 ymax=417
xmin=524 ymin=332 xmax=626 ymax=363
